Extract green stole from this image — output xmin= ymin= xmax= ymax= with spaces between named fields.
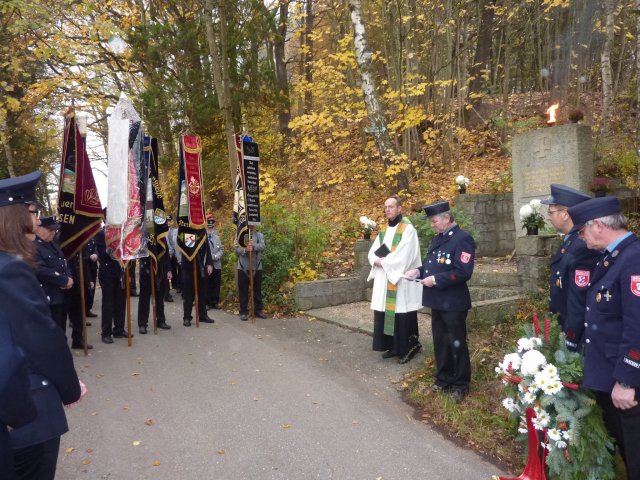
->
xmin=379 ymin=217 xmax=411 ymax=336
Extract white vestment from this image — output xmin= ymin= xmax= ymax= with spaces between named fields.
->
xmin=367 ymin=222 xmax=422 ymax=313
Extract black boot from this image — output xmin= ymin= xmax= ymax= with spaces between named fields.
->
xmin=399 ymin=335 xmax=422 ymax=364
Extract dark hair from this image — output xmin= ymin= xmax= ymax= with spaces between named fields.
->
xmin=387 ymin=195 xmax=402 ymax=207
xmin=0 ymin=203 xmax=36 ymax=267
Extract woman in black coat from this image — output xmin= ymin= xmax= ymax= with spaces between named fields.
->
xmin=0 ymin=171 xmax=81 ymax=480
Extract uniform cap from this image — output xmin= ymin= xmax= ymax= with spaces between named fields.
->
xmin=40 ymin=216 xmax=61 ymax=230
xmin=0 ymin=171 xmax=41 ymax=207
xmin=541 ymin=184 xmax=591 ymax=207
xmin=567 ymin=196 xmax=621 ymax=233
xmin=423 ymin=201 xmax=450 ymax=217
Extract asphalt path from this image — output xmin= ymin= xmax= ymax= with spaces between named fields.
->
xmin=56 ymin=291 xmax=506 ymax=480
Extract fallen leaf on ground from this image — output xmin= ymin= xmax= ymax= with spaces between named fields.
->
xmin=217 ymin=449 xmax=225 ymax=455
xmin=82 ymin=459 xmax=91 ymax=465
xmin=352 ymin=420 xmax=360 ymax=424
xmin=65 ymin=447 xmax=75 ymax=454
xmin=131 ymin=373 xmax=140 ymax=376
xmin=145 ymin=419 xmax=154 ymax=426
xmin=86 ymin=448 xmax=93 ymax=453
xmin=132 ymin=441 xmax=141 ymax=446
xmin=153 ymin=460 xmax=161 ymax=466
xmin=281 ymin=424 xmax=292 ymax=429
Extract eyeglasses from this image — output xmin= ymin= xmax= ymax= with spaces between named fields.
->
xmin=547 ymin=208 xmax=567 ymax=216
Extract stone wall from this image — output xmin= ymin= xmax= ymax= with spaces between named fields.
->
xmin=515 ymin=234 xmax=561 ymax=291
xmin=455 ymin=193 xmax=516 ymax=256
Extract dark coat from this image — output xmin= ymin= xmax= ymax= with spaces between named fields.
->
xmin=34 ymin=236 xmax=71 ymax=306
xmin=418 ymin=224 xmax=475 ymax=311
xmin=549 ymin=232 xmax=599 ymax=349
xmin=95 ymin=229 xmax=125 ymax=285
xmin=0 ymin=253 xmax=81 ymax=450
xmin=583 ymin=234 xmax=640 ymax=393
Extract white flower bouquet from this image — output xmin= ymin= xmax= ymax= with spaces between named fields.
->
xmin=495 ymin=313 xmax=615 ymax=480
xmin=359 ymin=216 xmax=377 ymax=238
xmin=519 ymin=199 xmax=545 ymax=232
xmin=455 ymin=175 xmax=470 ymax=192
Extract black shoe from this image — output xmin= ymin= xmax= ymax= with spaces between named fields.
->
xmin=449 ymin=389 xmax=469 ymax=403
xmin=130 ymin=291 xmax=139 ymax=297
xmin=240 ymin=313 xmax=248 ymax=321
xmin=399 ymin=342 xmax=422 ymax=364
xmin=200 ymin=316 xmax=214 ymax=324
xmin=157 ymin=322 xmax=171 ymax=330
xmin=102 ymin=335 xmax=114 ymax=344
xmin=256 ymin=311 xmax=267 ymax=319
xmin=139 ymin=326 xmax=148 ymax=334
xmin=71 ymin=342 xmax=94 ymax=350
xmin=113 ymin=331 xmax=132 ymax=338
xmin=164 ymin=296 xmax=174 ymax=303
xmin=381 ymin=350 xmax=397 ymax=359
xmin=85 ymin=321 xmax=92 ymax=326
xmin=183 ymin=319 xmax=191 ymax=327
xmin=86 ymin=311 xmax=98 ymax=318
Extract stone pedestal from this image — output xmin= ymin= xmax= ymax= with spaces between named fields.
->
xmin=512 ymin=124 xmax=593 ymax=233
xmin=516 ymin=234 xmax=561 ymax=291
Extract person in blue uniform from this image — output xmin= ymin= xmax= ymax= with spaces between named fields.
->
xmin=82 ymin=237 xmax=99 ymax=317
xmin=568 ymin=196 xmax=640 ymax=480
xmin=137 ymin=253 xmax=172 ymax=334
xmin=33 ymin=217 xmax=73 ymax=332
xmin=181 ymin=241 xmax=214 ymax=326
xmin=0 ymin=171 xmax=81 ymax=480
xmin=205 ymin=215 xmax=224 ymax=310
xmin=405 ymin=201 xmax=475 ymax=402
xmin=95 ymin=217 xmax=129 ymax=344
xmin=541 ymin=184 xmax=599 ymax=351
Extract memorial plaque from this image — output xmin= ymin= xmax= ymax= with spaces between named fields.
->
xmin=511 ymin=124 xmax=593 ymax=235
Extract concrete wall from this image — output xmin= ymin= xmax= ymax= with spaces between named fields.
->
xmin=455 ymin=193 xmax=516 ymax=256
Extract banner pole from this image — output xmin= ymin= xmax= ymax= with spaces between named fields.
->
xmin=125 ymin=261 xmax=132 ymax=347
xmin=248 ymin=229 xmax=255 ymax=323
xmin=79 ymin=255 xmax=88 ymax=356
xmin=193 ymin=258 xmax=200 ymax=328
xmin=151 ymin=260 xmax=158 ymax=334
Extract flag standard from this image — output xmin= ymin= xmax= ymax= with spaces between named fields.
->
xmin=233 ymin=134 xmax=249 ymax=248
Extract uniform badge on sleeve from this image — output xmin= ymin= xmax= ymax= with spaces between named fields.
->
xmin=460 ymin=251 xmax=471 ymax=264
xmin=574 ymin=270 xmax=590 ymax=287
xmin=631 ymin=275 xmax=640 ymax=297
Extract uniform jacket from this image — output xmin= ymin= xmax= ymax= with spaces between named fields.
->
xmin=0 ymin=252 xmax=81 ymax=449
xmin=180 ymin=242 xmax=212 ymax=279
xmin=418 ymin=224 xmax=475 ymax=311
xmin=583 ymin=234 xmax=640 ymax=393
xmin=549 ymin=232 xmax=599 ymax=349
xmin=95 ymin=229 xmax=125 ymax=285
xmin=207 ymin=228 xmax=224 ymax=270
xmin=235 ymin=231 xmax=265 ymax=275
xmin=34 ymin=236 xmax=71 ymax=305
xmin=82 ymin=237 xmax=98 ymax=278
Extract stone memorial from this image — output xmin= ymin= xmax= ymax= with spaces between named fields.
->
xmin=511 ymin=123 xmax=593 ymax=235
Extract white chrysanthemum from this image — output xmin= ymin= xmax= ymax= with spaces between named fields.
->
xmin=500 ymin=352 xmax=522 ymax=372
xmin=547 ymin=428 xmax=562 ymax=442
xmin=519 ymin=204 xmax=533 ymax=220
xmin=502 ymin=398 xmax=516 ymax=412
xmin=529 ymin=199 xmax=542 ymax=211
xmin=516 ymin=337 xmax=532 ymax=352
xmin=521 ymin=349 xmax=547 ymax=376
xmin=541 ymin=364 xmax=558 ymax=377
xmin=359 ymin=215 xmax=367 ymax=223
xmin=555 ymin=440 xmax=567 ymax=449
xmin=456 ymin=175 xmax=465 ymax=184
xmin=563 ymin=430 xmax=572 ymax=440
xmin=532 ymin=337 xmax=542 ymax=346
xmin=532 ymin=408 xmax=550 ymax=430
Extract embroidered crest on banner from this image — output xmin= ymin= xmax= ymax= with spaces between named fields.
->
xmin=631 ymin=275 xmax=640 ymax=297
xmin=460 ymin=251 xmax=471 ymax=264
xmin=574 ymin=270 xmax=590 ymax=287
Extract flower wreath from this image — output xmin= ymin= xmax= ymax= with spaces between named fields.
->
xmin=493 ymin=313 xmax=615 ymax=480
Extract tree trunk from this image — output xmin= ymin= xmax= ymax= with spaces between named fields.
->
xmin=204 ymin=0 xmax=239 ymax=184
xmin=601 ymin=0 xmax=616 ymax=135
xmin=0 ymin=116 xmax=16 ymax=177
xmin=304 ymin=0 xmax=314 ymax=113
xmin=467 ymin=0 xmax=495 ymax=124
xmin=348 ymin=0 xmax=404 ymax=191
xmin=274 ymin=0 xmax=291 ymax=134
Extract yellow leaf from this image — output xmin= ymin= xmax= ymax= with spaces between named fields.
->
xmin=132 ymin=441 xmax=141 ymax=446
xmin=145 ymin=419 xmax=154 ymax=426
xmin=217 ymin=449 xmax=225 ymax=455
xmin=281 ymin=423 xmax=292 ymax=429
xmin=82 ymin=459 xmax=91 ymax=465
xmin=153 ymin=460 xmax=161 ymax=466
xmin=66 ymin=447 xmax=75 ymax=454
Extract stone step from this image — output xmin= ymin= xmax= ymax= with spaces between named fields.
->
xmin=468 ymin=295 xmax=524 ymax=325
xmin=468 ymin=270 xmax=519 ymax=287
xmin=469 ymin=286 xmax=521 ymax=302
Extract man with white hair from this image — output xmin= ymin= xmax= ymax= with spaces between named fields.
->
xmin=568 ymin=196 xmax=640 ymax=480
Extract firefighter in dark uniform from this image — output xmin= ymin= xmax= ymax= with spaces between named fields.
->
xmin=0 ymin=171 xmax=81 ymax=480
xmin=33 ymin=216 xmax=72 ymax=333
xmin=82 ymin=237 xmax=99 ymax=317
xmin=181 ymin=241 xmax=214 ymax=326
xmin=137 ymin=252 xmax=172 ymax=334
xmin=405 ymin=201 xmax=474 ymax=402
xmin=541 ymin=184 xmax=599 ymax=351
xmin=568 ymin=196 xmax=640 ymax=480
xmin=95 ymin=225 xmax=129 ymax=343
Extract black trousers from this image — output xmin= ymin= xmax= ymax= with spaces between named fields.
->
xmin=238 ymin=269 xmax=263 ymax=315
xmin=595 ymin=390 xmax=640 ymax=480
xmin=63 ymin=287 xmax=84 ymax=345
xmin=170 ymin=256 xmax=180 ymax=290
xmin=206 ymin=268 xmax=222 ymax=306
xmin=138 ymin=261 xmax=167 ymax=327
xmin=13 ymin=436 xmax=60 ymax=480
xmin=181 ymin=262 xmax=207 ymax=321
xmin=372 ymin=310 xmax=419 ymax=356
xmin=100 ymin=276 xmax=126 ymax=336
xmin=128 ymin=261 xmax=137 ymax=293
xmin=48 ymin=304 xmax=66 ymax=333
xmin=431 ymin=309 xmax=471 ymax=391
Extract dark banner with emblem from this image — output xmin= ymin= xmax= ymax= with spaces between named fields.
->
xmin=233 ymin=134 xmax=249 ymax=248
xmin=176 ymin=135 xmax=206 ymax=261
xmin=58 ymin=111 xmax=103 ymax=260
xmin=145 ymin=136 xmax=168 ymax=266
xmin=242 ymin=138 xmax=261 ymax=226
